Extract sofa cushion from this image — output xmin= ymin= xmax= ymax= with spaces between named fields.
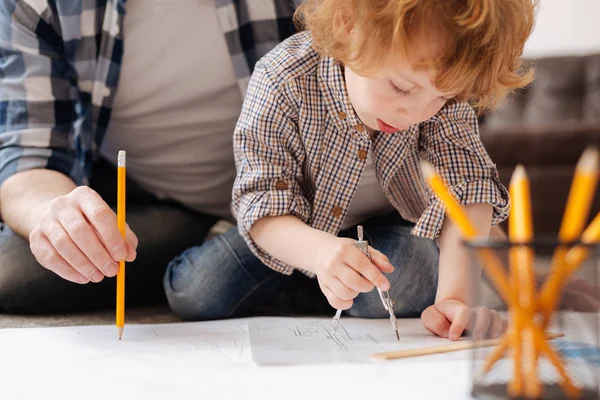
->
xmin=482 ymin=53 xmax=600 ymax=127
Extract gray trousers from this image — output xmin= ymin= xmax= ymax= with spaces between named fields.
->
xmin=0 ymin=159 xmax=219 ymax=313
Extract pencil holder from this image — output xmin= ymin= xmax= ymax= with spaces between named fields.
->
xmin=466 ymin=238 xmax=600 ymax=400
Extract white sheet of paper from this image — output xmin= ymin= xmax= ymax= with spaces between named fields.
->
xmin=0 ymin=318 xmax=473 ymax=400
xmin=0 ymin=319 xmax=251 ymax=369
xmin=248 ymin=317 xmax=470 ymax=365
xmin=2 ymin=313 xmax=596 ymax=399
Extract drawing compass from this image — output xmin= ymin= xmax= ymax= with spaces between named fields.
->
xmin=353 ymin=225 xmax=400 ymax=341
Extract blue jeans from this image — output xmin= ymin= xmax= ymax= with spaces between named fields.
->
xmin=0 ymin=158 xmax=218 ymax=313
xmin=164 ymin=212 xmax=439 ymax=320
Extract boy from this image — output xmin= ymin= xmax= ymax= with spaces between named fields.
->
xmin=167 ymin=0 xmax=534 ymax=340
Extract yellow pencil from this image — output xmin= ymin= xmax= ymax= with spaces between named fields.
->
xmin=420 ymin=161 xmax=580 ymax=395
xmin=420 ymin=161 xmax=516 ymax=307
xmin=557 ymin=147 xmax=599 ymax=243
xmin=116 ymin=150 xmax=126 ymax=340
xmin=538 ymin=211 xmax=600 ymax=319
xmin=564 ymin=211 xmax=600 ymax=272
xmin=542 ymin=147 xmax=599 ymax=326
xmin=508 ymin=165 xmax=539 ymax=398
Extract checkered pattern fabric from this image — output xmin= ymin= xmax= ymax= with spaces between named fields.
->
xmin=233 ymin=32 xmax=510 ymax=276
xmin=0 ymin=0 xmax=299 ymax=186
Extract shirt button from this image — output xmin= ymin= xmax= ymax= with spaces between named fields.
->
xmin=275 ymin=180 xmax=288 ymax=190
xmin=353 ymin=124 xmax=365 ymax=133
xmin=357 ymin=149 xmax=368 ymax=160
xmin=331 ymin=206 xmax=343 ymax=217
xmin=338 ymin=111 xmax=347 ymax=120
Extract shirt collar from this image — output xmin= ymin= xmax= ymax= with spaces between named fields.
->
xmin=317 ymin=56 xmax=371 ymax=141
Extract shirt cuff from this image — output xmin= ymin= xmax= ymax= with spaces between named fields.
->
xmin=236 ymin=182 xmax=312 ymax=275
xmin=0 ymin=147 xmax=85 ymax=189
xmin=411 ymin=177 xmax=510 ymax=240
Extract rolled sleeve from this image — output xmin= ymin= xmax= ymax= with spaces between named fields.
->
xmin=413 ymin=100 xmax=510 ymax=240
xmin=232 ymin=61 xmax=311 ymax=274
xmin=0 ymin=146 xmax=85 ymax=187
xmin=0 ymin=5 xmax=82 ymax=188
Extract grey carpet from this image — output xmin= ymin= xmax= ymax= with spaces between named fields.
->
xmin=0 ymin=306 xmax=180 ymax=329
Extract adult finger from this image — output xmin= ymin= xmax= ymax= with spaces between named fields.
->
xmin=78 ymin=191 xmax=128 ymax=262
xmin=125 ymin=224 xmax=138 ymax=262
xmin=29 ymin=231 xmax=90 ymax=284
xmin=58 ymin=208 xmax=119 ymax=277
xmin=43 ymin=220 xmax=104 ymax=283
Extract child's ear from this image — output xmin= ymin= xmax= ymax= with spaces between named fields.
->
xmin=332 ymin=8 xmax=354 ymax=44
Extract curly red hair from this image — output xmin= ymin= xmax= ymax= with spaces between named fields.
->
xmin=295 ymin=0 xmax=537 ymax=111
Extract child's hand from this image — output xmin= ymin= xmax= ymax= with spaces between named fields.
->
xmin=421 ymin=299 xmax=507 ymax=340
xmin=314 ymin=237 xmax=394 ymax=310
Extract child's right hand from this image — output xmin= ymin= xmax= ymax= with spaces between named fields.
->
xmin=313 ymin=237 xmax=394 ymax=310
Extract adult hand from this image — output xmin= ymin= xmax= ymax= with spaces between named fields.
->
xmin=29 ymin=186 xmax=138 ymax=284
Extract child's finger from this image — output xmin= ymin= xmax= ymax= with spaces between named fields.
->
xmin=334 ymin=265 xmax=374 ymax=293
xmin=489 ymin=310 xmax=504 ymax=338
xmin=320 ymin=284 xmax=353 ymax=310
xmin=563 ymin=288 xmax=600 ymax=312
xmin=446 ymin=304 xmax=471 ymax=341
xmin=421 ymin=305 xmax=451 ymax=338
xmin=567 ymin=278 xmax=600 ymax=300
xmin=434 ymin=301 xmax=483 ymax=341
xmin=368 ymin=247 xmax=394 ymax=273
xmin=327 ymin=276 xmax=359 ymax=301
xmin=343 ymin=247 xmax=390 ymax=291
xmin=470 ymin=307 xmax=492 ymax=340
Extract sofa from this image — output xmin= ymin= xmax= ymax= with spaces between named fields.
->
xmin=479 ymin=52 xmax=600 ymax=239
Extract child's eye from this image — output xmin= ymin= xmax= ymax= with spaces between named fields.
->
xmin=388 ymin=80 xmax=410 ymax=96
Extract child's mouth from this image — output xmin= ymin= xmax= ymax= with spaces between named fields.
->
xmin=377 ymin=119 xmax=399 ymax=133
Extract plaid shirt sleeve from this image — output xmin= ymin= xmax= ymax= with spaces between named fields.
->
xmin=413 ymin=100 xmax=510 ymax=239
xmin=232 ymin=60 xmax=311 ymax=275
xmin=0 ymin=2 xmax=85 ymax=188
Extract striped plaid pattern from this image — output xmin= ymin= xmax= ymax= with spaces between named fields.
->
xmin=0 ymin=0 xmax=298 ymax=187
xmin=233 ymin=32 xmax=510 ymax=276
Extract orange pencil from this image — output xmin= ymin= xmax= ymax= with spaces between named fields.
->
xmin=538 ymin=211 xmax=600 ymax=320
xmin=116 ymin=150 xmax=126 ymax=340
xmin=542 ymin=147 xmax=599 ymax=326
xmin=508 ymin=165 xmax=539 ymax=398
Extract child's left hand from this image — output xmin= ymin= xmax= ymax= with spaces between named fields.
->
xmin=421 ymin=299 xmax=507 ymax=341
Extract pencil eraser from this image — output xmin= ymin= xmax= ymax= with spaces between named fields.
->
xmin=118 ymin=150 xmax=126 ymax=167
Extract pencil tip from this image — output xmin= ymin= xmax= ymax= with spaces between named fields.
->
xmin=510 ymin=164 xmax=527 ymax=183
xmin=578 ymin=147 xmax=599 ymax=171
xmin=118 ymin=327 xmax=124 ymax=340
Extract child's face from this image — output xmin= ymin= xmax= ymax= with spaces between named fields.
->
xmin=344 ymin=55 xmax=457 ymax=134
